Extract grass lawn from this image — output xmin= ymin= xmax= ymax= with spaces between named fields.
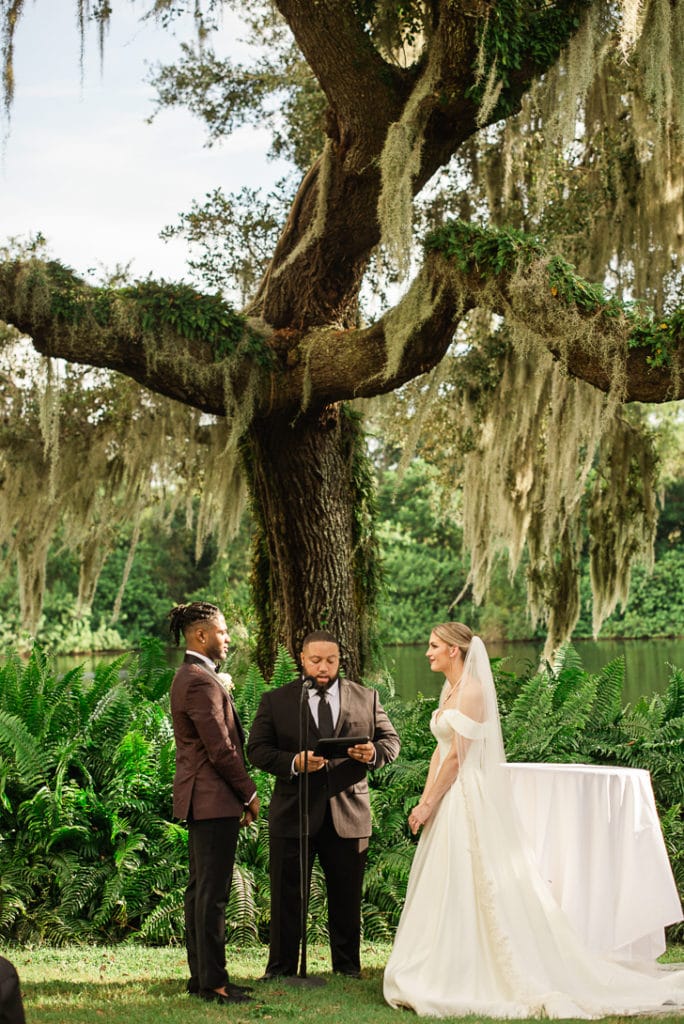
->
xmin=3 ymin=942 xmax=683 ymax=1024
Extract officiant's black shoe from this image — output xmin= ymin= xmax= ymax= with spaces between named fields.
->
xmin=334 ymin=968 xmax=361 ymax=978
xmin=199 ymin=988 xmax=252 ymax=1004
xmin=257 ymin=970 xmax=295 ymax=981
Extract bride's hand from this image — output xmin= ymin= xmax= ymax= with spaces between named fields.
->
xmin=408 ymin=801 xmax=432 ymax=835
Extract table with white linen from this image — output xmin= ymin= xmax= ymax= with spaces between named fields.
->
xmin=505 ymin=762 xmax=683 ymax=961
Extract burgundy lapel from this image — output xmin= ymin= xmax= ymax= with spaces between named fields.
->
xmin=184 ymin=655 xmax=246 ymax=748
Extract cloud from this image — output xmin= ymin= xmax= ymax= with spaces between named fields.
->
xmin=0 ymin=3 xmax=288 ymax=285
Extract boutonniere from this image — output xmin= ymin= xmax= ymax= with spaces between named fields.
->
xmin=216 ymin=672 xmax=235 ymax=694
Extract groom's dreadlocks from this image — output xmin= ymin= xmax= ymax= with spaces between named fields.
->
xmin=168 ymin=602 xmax=221 ymax=646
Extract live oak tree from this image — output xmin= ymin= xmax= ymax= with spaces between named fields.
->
xmin=1 ymin=0 xmax=684 ymax=674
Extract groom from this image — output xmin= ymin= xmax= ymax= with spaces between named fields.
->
xmin=169 ymin=601 xmax=259 ymax=1005
xmin=247 ymin=630 xmax=400 ymax=979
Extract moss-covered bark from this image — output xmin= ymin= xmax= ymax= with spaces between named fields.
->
xmin=244 ymin=404 xmax=380 ymax=680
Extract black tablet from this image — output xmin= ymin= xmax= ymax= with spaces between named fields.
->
xmin=313 ymin=735 xmax=369 ymax=757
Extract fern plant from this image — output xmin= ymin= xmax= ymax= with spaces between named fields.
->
xmin=0 ymin=644 xmax=185 ymax=943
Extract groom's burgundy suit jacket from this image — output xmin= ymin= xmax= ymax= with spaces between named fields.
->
xmin=170 ymin=654 xmax=254 ymax=821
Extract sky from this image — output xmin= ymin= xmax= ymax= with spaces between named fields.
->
xmin=0 ymin=2 xmax=288 ymax=285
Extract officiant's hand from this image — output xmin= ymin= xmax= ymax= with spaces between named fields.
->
xmin=408 ymin=800 xmax=432 ymax=834
xmin=294 ymin=750 xmax=327 ymax=772
xmin=348 ymin=741 xmax=375 ymax=764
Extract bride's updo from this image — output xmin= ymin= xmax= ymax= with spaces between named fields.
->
xmin=433 ymin=621 xmax=473 ymax=656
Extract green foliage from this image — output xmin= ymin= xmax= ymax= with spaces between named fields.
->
xmin=426 ymin=219 xmax=545 ymax=276
xmin=576 ymin=545 xmax=684 ymax=639
xmin=0 ymin=446 xmax=679 ymax=656
xmin=501 ymin=645 xmax=618 ymax=761
xmin=159 ymin=184 xmax=290 ymax=301
xmin=268 ymin=643 xmax=298 ymax=686
xmin=375 ymin=461 xmax=466 ymax=643
xmin=374 ymin=461 xmax=535 ymax=643
xmin=360 ymin=676 xmax=435 ymax=936
xmin=0 ymin=502 xmax=255 ymax=652
xmin=466 ymin=0 xmax=589 ymax=119
xmin=0 ymin=644 xmax=182 ymax=944
xmin=119 ymin=280 xmax=267 ymax=364
xmin=34 ymin=597 xmax=126 ymax=655
xmin=37 ymin=260 xmax=272 ymax=366
xmin=149 ymin=27 xmax=326 ymax=174
xmin=627 ymin=309 xmax=684 ymax=370
xmin=426 ymin=219 xmax=619 ymax=321
xmin=376 ymin=518 xmax=459 ymax=642
xmin=426 ymin=220 xmax=684 ymax=368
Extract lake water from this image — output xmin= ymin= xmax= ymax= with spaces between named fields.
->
xmin=52 ymin=637 xmax=684 ymax=706
xmin=384 ymin=637 xmax=684 ymax=705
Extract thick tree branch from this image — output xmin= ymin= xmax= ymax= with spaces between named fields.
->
xmin=3 ymin=235 xmax=682 ymax=430
xmin=274 ymin=0 xmax=409 ymax=166
xmin=258 ymin=1 xmax=590 ymax=329
xmin=0 ymin=261 xmax=229 ymax=416
xmin=0 ymin=255 xmax=464 ymax=418
xmin=424 ymin=223 xmax=684 ymax=402
xmin=271 ymin=259 xmax=468 ymax=406
xmin=412 ymin=0 xmax=591 ymax=192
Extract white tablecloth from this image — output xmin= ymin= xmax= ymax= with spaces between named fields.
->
xmin=505 ymin=762 xmax=683 ymax=961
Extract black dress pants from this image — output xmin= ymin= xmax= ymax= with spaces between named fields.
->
xmin=185 ymin=815 xmax=240 ymax=994
xmin=0 ymin=957 xmax=26 ymax=1024
xmin=267 ymin=804 xmax=368 ymax=976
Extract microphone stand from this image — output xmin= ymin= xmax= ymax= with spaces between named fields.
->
xmin=284 ymin=676 xmax=325 ymax=988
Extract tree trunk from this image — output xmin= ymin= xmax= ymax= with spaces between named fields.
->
xmin=245 ymin=403 xmax=377 ymax=682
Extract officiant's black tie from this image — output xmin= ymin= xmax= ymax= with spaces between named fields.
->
xmin=317 ymin=688 xmax=334 ymax=738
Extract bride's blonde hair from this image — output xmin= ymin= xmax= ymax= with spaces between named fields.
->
xmin=433 ymin=621 xmax=473 ymax=656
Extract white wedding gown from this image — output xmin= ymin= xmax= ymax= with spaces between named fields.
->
xmin=383 ymin=704 xmax=684 ymax=1018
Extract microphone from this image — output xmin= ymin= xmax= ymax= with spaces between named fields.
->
xmin=302 ymin=674 xmax=317 ymax=688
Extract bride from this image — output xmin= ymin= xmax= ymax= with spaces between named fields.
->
xmin=383 ymin=622 xmax=684 ymax=1018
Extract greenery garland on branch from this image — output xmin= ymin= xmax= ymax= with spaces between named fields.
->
xmin=13 ymin=260 xmax=272 ymax=367
xmin=425 ymin=220 xmax=684 ymax=371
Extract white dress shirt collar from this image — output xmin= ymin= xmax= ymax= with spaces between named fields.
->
xmin=308 ymin=677 xmax=341 ymax=729
xmin=186 ymin=649 xmax=216 ymax=672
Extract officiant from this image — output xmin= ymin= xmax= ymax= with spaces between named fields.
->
xmin=247 ymin=630 xmax=400 ymax=980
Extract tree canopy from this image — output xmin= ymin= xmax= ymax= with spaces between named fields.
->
xmin=1 ymin=0 xmax=683 ymax=673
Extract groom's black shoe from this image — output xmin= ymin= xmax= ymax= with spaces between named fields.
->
xmin=198 ymin=988 xmax=253 ymax=1004
xmin=189 ymin=982 xmax=253 ymax=996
